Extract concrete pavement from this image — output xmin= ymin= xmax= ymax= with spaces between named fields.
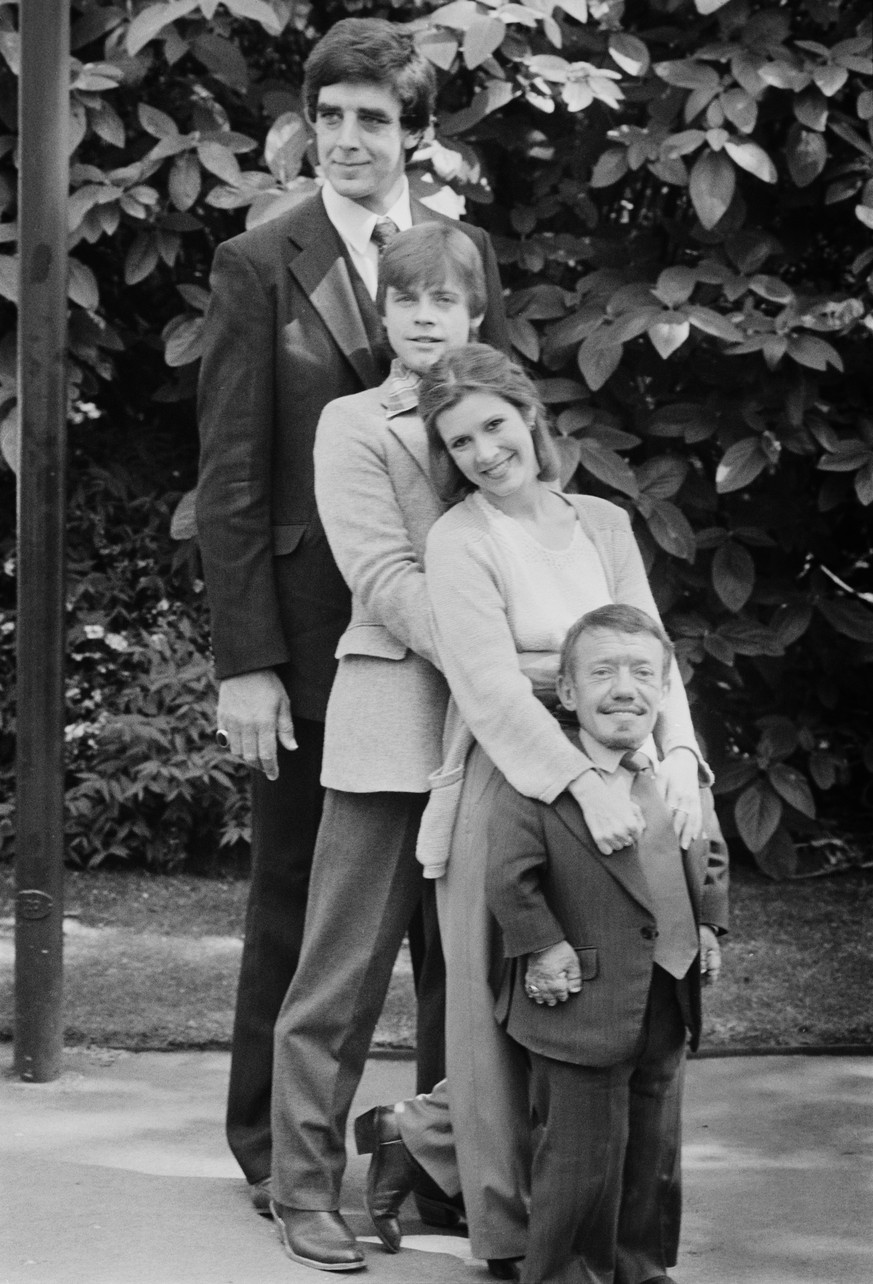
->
xmin=1 ymin=1046 xmax=871 ymax=1284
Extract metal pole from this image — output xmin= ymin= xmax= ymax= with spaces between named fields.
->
xmin=14 ymin=0 xmax=70 ymax=1082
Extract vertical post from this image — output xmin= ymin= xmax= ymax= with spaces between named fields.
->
xmin=14 ymin=0 xmax=70 ymax=1082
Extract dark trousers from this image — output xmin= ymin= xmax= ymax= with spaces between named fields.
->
xmin=521 ymin=967 xmax=687 ymax=1284
xmin=226 ymin=725 xmax=444 ymax=1184
xmin=271 ymin=788 xmax=439 ymax=1208
xmin=226 ymin=718 xmax=324 ymax=1183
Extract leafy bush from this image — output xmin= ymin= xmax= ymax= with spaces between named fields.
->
xmin=0 ymin=429 xmax=250 ymax=870
xmin=0 ymin=0 xmax=871 ymax=874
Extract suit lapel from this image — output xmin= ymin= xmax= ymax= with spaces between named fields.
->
xmin=411 ymin=198 xmax=450 ymax=227
xmin=287 ymin=198 xmax=379 ymax=388
xmin=553 ymin=791 xmax=655 ymax=915
xmin=384 ymin=403 xmax=435 ymax=482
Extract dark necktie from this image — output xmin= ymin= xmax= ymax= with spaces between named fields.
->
xmin=370 ymin=216 xmax=399 ymax=253
xmin=620 ymin=751 xmax=699 ymax=980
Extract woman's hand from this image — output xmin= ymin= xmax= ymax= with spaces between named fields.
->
xmin=524 ymin=941 xmax=582 ymax=1006
xmin=568 ymin=770 xmax=645 ymax=856
xmin=658 ymin=747 xmax=703 ymax=848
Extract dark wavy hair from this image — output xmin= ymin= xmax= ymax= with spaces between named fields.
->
xmin=558 ymin=604 xmax=674 ymax=684
xmin=303 ymin=19 xmax=436 ymax=134
xmin=376 ymin=223 xmax=487 ymax=323
xmin=418 ymin=343 xmax=561 ymax=503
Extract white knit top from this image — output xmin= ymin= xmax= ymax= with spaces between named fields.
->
xmin=424 ymin=491 xmax=703 ymax=808
xmin=469 ymin=492 xmax=612 ymax=654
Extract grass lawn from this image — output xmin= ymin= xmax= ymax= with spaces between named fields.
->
xmin=1 ymin=860 xmax=871 ymax=1053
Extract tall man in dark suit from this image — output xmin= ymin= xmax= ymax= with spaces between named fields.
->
xmin=196 ymin=16 xmax=508 ymax=1219
xmin=485 ymin=605 xmax=729 ymax=1284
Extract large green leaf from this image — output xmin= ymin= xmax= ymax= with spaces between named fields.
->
xmin=463 ymin=16 xmax=505 ymax=70
xmin=768 ymin=764 xmax=816 ymax=818
xmin=786 ymin=125 xmax=827 ymax=187
xmin=689 ymin=150 xmax=735 ymax=229
xmin=577 ymin=331 xmax=622 ymax=391
xmin=735 ymin=781 xmax=782 ymax=852
xmin=126 ymin=1 xmax=200 ymax=57
xmin=644 ymin=500 xmax=696 ymax=561
xmin=817 ymin=600 xmax=873 ymax=643
xmin=576 ymin=439 xmax=639 ymax=496
xmin=715 ymin=438 xmax=769 ymax=492
xmin=712 ymin=540 xmax=755 ymax=611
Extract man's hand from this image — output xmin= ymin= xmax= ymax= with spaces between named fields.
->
xmin=216 ymin=670 xmax=297 ymax=781
xmin=524 ymin=940 xmax=583 ymax=1007
xmin=658 ymin=747 xmax=703 ymax=849
xmin=568 ymin=770 xmax=645 ymax=856
xmin=699 ymin=924 xmax=722 ymax=986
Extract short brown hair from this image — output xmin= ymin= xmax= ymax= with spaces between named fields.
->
xmin=558 ymin=604 xmax=674 ymax=683
xmin=303 ymin=19 xmax=436 ymax=134
xmin=376 ymin=223 xmax=487 ymax=321
xmin=418 ymin=343 xmax=561 ymax=503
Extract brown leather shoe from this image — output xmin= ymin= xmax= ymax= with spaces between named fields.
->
xmin=270 ymin=1203 xmax=365 ymax=1272
xmin=354 ymin=1105 xmax=417 ymax=1252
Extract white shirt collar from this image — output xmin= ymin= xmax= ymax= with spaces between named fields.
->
xmin=576 ymin=727 xmax=658 ymax=775
xmin=321 ymin=177 xmax=413 ymax=257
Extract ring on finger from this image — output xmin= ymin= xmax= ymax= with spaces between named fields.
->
xmin=216 ymin=729 xmax=230 ymax=749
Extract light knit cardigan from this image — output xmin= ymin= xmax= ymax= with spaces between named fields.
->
xmin=416 ymin=490 xmax=707 ymax=877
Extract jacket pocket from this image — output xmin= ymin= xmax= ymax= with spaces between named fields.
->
xmin=272 ymin=523 xmax=307 ymax=556
xmin=572 ymin=947 xmax=599 ymax=981
xmin=335 ymin=624 xmax=407 ymax=661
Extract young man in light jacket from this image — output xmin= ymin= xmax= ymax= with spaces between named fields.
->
xmin=269 ymin=222 xmax=504 ymax=1272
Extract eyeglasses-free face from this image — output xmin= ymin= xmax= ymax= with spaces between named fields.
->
xmin=314 ymin=82 xmax=416 ymax=213
xmin=435 ymin=391 xmax=540 ymax=506
xmin=382 ymin=278 xmax=481 ymax=375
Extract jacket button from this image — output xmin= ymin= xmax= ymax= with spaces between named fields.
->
xmin=640 ymin=925 xmax=658 ymax=941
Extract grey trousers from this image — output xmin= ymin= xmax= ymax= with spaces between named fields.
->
xmin=400 ymin=743 xmax=531 ymax=1260
xmin=270 ymin=788 xmax=430 ymax=1208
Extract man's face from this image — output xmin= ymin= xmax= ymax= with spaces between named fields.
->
xmin=314 ymin=82 xmax=415 ymax=213
xmin=557 ymin=628 xmax=668 ymax=751
xmin=382 ymin=275 xmax=481 ymax=374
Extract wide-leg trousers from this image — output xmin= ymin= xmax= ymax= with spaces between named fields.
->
xmin=521 ymin=966 xmax=687 ymax=1284
xmin=271 ymin=788 xmax=439 ymax=1208
xmin=225 ymin=717 xmax=324 ymax=1184
xmin=401 ymin=743 xmax=531 ymax=1260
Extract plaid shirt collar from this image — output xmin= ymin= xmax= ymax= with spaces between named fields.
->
xmin=383 ymin=358 xmax=421 ymax=419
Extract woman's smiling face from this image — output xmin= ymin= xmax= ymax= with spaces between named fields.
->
xmin=435 ymin=391 xmax=539 ymax=503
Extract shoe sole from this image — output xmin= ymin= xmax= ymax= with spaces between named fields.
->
xmin=271 ymin=1205 xmax=366 ymax=1273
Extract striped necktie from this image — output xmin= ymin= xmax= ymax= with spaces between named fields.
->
xmin=370 ymin=216 xmax=399 ymax=253
xmin=620 ymin=751 xmax=699 ymax=980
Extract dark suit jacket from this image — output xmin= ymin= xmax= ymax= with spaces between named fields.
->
xmin=485 ymin=777 xmax=729 ymax=1066
xmin=196 ymin=190 xmax=509 ymax=720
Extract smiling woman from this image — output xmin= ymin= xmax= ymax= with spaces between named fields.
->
xmin=383 ymin=342 xmax=720 ymax=1263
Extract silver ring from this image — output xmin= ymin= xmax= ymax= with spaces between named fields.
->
xmin=526 ymin=984 xmax=540 ymax=995
xmin=215 ymin=729 xmax=230 ymax=749
xmin=672 ymin=806 xmax=688 ymax=813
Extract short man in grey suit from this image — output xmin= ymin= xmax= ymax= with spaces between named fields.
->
xmin=485 ymin=604 xmax=729 ymax=1284
xmin=196 ymin=18 xmax=508 ymax=1213
xmin=268 ymin=223 xmax=501 ymax=1271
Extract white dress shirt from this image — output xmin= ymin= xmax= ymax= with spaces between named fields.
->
xmin=321 ymin=178 xmax=413 ymax=299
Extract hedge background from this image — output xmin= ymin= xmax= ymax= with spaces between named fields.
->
xmin=0 ymin=0 xmax=871 ymax=876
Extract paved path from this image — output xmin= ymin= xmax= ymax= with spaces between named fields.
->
xmin=1 ymin=1046 xmax=871 ymax=1284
